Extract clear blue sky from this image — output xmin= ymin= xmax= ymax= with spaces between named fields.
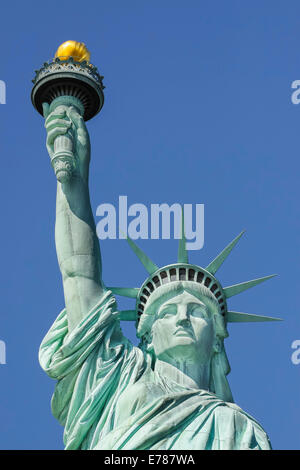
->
xmin=0 ymin=0 xmax=299 ymax=450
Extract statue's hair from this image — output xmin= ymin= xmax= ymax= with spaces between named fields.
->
xmin=137 ymin=281 xmax=234 ymax=402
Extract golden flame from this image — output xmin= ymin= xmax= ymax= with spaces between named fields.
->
xmin=55 ymin=41 xmax=91 ymax=62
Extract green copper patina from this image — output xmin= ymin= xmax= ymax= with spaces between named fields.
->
xmin=33 ymin=48 xmax=281 ymax=451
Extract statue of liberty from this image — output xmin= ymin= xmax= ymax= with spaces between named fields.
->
xmin=35 ymin=42 xmax=280 ymax=450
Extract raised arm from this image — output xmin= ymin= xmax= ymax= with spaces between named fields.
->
xmin=44 ymin=102 xmax=104 ymax=332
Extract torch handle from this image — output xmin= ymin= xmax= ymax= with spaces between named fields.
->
xmin=53 ymin=132 xmax=74 ymax=162
xmin=49 ymin=96 xmax=85 ymax=165
xmin=45 ymin=96 xmax=85 ymax=182
xmin=43 ymin=96 xmax=86 ymax=183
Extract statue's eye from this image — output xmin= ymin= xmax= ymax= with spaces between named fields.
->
xmin=159 ymin=305 xmax=177 ymax=318
xmin=189 ymin=304 xmax=208 ymax=318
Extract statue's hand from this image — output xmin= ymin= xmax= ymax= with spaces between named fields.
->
xmin=43 ymin=103 xmax=91 ymax=183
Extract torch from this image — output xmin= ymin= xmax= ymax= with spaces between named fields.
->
xmin=31 ymin=41 xmax=105 ymax=182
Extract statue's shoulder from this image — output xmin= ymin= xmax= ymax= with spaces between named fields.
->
xmin=224 ymin=401 xmax=264 ymax=425
xmin=213 ymin=400 xmax=270 ymax=437
xmin=213 ymin=400 xmax=260 ymax=424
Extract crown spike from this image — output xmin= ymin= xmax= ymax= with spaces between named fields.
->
xmin=224 ymin=274 xmax=277 ymax=299
xmin=126 ymin=236 xmax=158 ymax=275
xmin=206 ymin=230 xmax=245 ymax=275
xmin=227 ymin=311 xmax=282 ymax=323
xmin=177 ymin=206 xmax=189 ymax=264
xmin=108 ymin=287 xmax=139 ymax=298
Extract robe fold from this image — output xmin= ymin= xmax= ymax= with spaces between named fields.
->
xmin=39 ymin=290 xmax=272 ymax=450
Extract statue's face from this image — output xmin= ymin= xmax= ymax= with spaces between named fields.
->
xmin=150 ymin=290 xmax=216 ymax=364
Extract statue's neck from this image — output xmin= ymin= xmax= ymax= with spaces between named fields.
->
xmin=154 ymin=358 xmax=211 ymax=391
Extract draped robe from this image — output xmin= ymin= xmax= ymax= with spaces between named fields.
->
xmin=39 ymin=290 xmax=272 ymax=450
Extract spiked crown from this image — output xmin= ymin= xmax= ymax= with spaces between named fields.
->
xmin=108 ymin=219 xmax=280 ymax=329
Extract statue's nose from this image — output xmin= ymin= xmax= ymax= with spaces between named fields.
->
xmin=176 ymin=305 xmax=189 ymax=325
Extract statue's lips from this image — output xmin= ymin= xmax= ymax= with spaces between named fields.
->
xmin=174 ymin=327 xmax=193 ymax=338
